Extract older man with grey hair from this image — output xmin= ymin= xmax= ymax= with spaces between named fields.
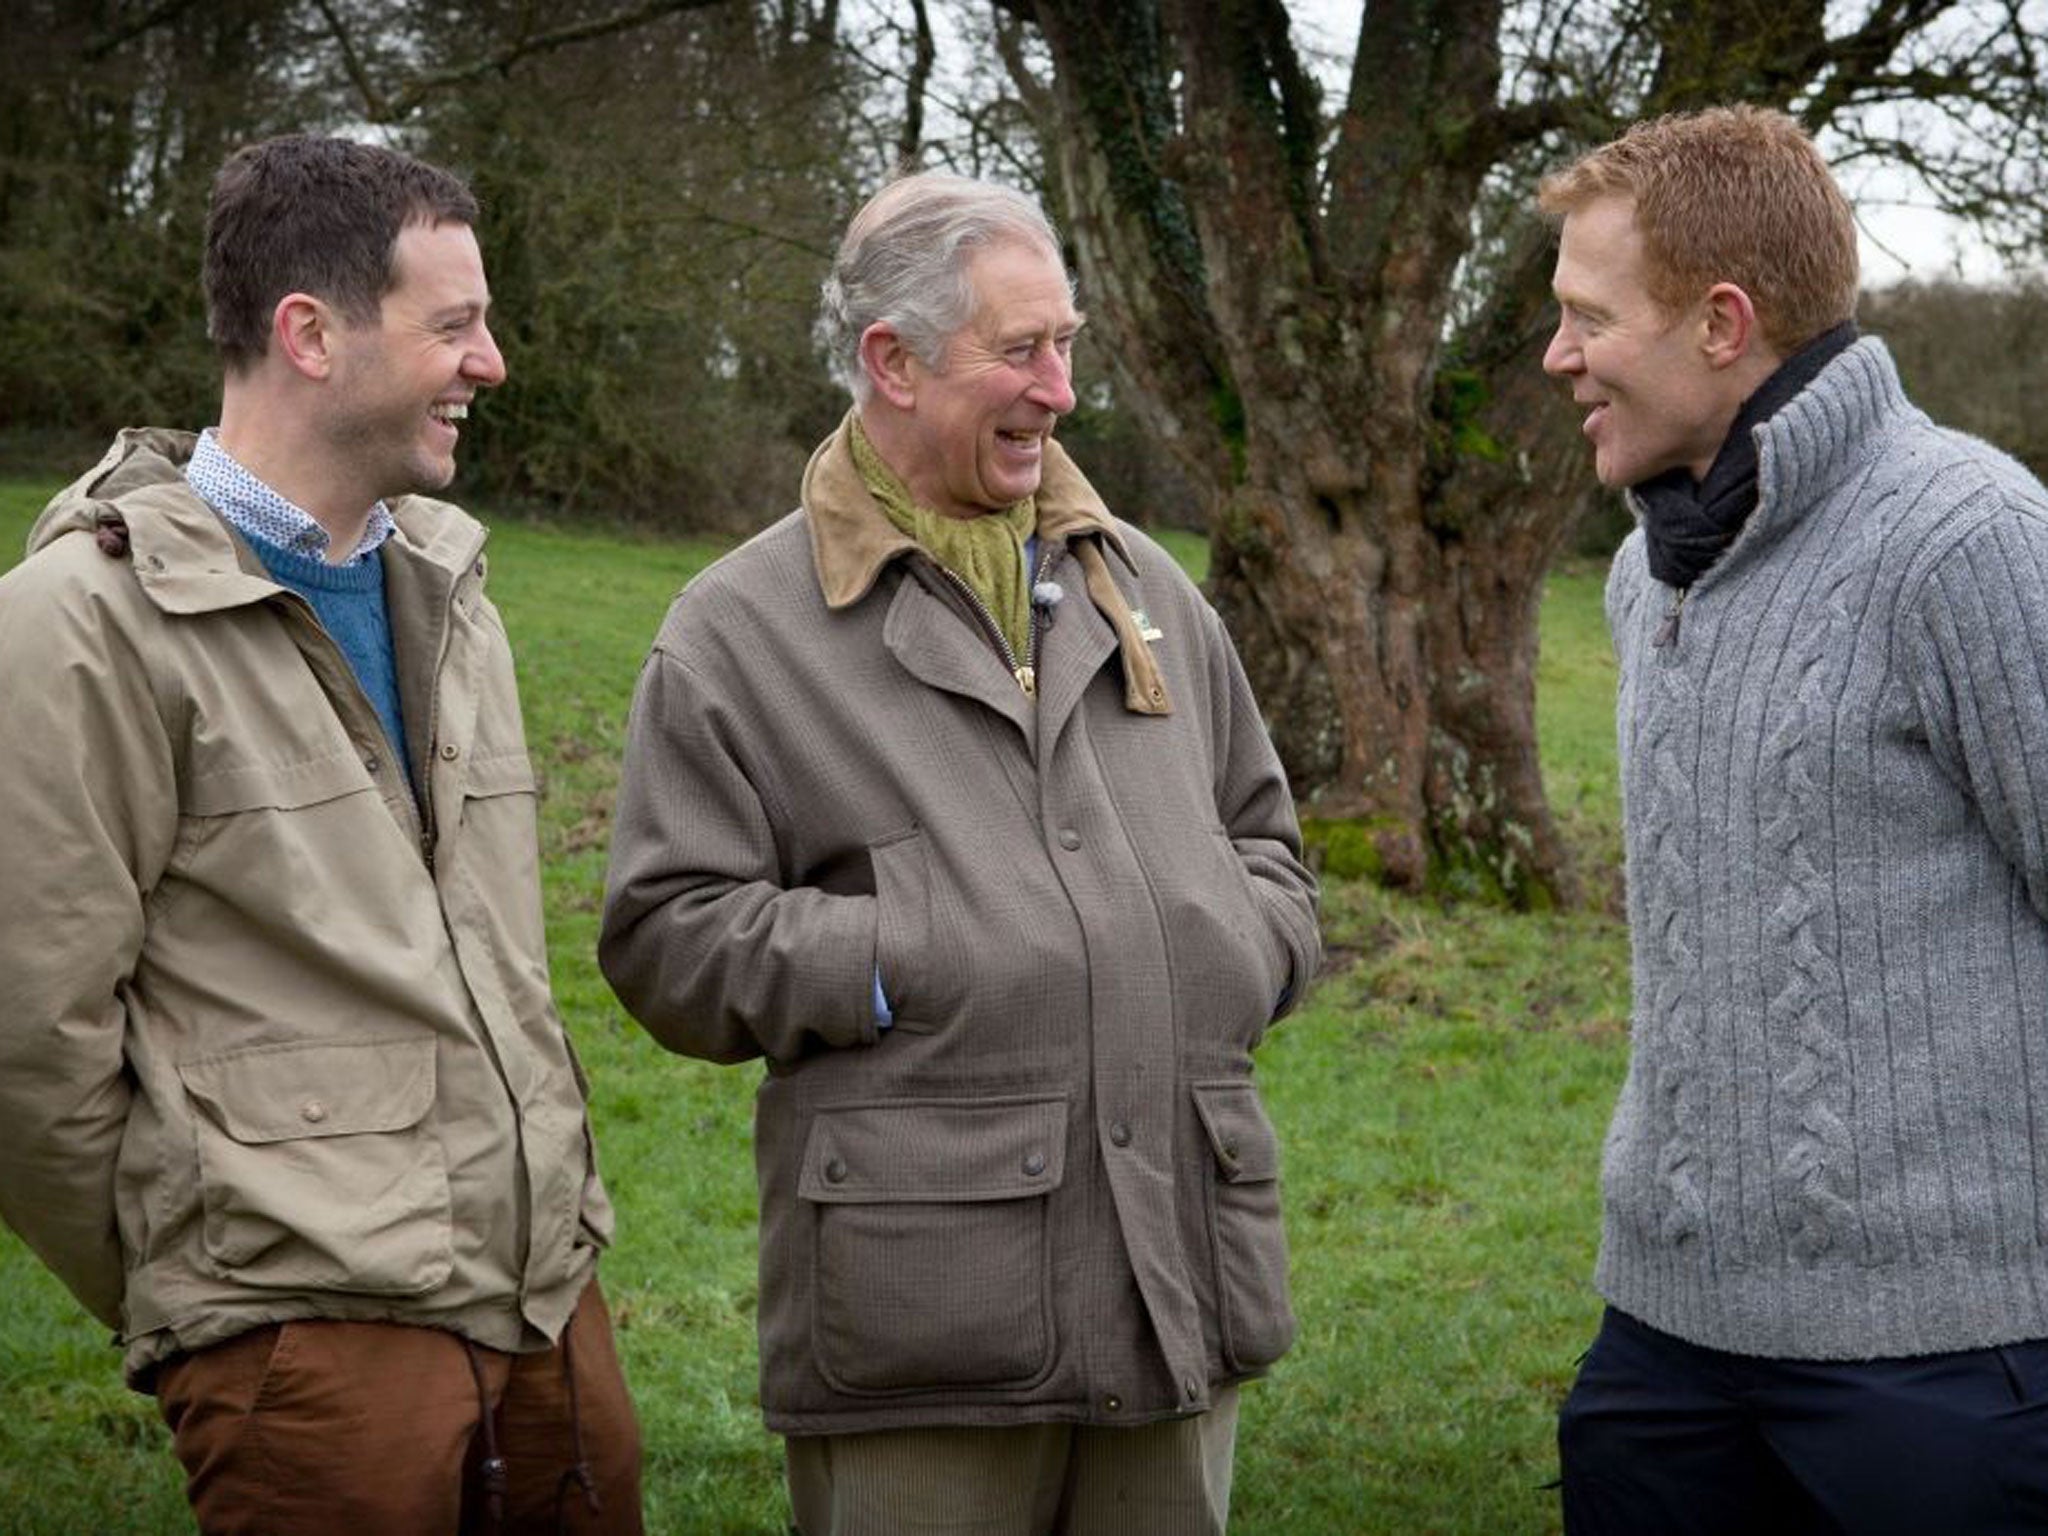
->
xmin=599 ymin=172 xmax=1320 ymax=1533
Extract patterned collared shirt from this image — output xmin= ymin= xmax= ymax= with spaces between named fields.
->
xmin=184 ymin=429 xmax=397 ymax=565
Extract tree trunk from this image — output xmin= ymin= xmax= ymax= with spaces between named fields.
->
xmin=1015 ymin=0 xmax=1575 ymax=902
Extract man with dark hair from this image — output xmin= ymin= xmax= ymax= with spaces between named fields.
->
xmin=1541 ymin=105 xmax=2048 ymax=1533
xmin=0 ymin=133 xmax=642 ymax=1534
xmin=600 ymin=171 xmax=1320 ymax=1535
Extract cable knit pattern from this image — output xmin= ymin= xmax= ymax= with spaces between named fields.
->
xmin=1642 ymin=645 xmax=1707 ymax=1250
xmin=1597 ymin=338 xmax=2048 ymax=1359
xmin=1759 ymin=493 xmax=1870 ymax=1265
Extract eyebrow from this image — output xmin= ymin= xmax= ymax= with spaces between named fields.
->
xmin=1000 ymin=314 xmax=1087 ymax=343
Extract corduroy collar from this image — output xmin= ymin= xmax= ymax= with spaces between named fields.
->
xmin=801 ymin=409 xmax=1133 ymax=610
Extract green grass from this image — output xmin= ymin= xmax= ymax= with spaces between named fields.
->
xmin=0 ymin=476 xmax=1626 ymax=1534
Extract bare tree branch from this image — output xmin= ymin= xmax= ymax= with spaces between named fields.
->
xmin=83 ymin=0 xmax=208 ymax=61
xmin=324 ymin=0 xmax=741 ymax=124
xmin=896 ymin=0 xmax=937 ymax=171
xmin=313 ymin=0 xmax=391 ymax=122
xmin=1796 ymin=0 xmax=1956 ymax=126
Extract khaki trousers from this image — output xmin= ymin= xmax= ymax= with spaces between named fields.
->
xmin=155 ymin=1280 xmax=643 ymax=1536
xmin=785 ymin=1386 xmax=1239 ymax=1536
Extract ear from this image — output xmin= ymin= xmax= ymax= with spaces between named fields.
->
xmin=858 ymin=322 xmax=920 ymax=410
xmin=1700 ymin=282 xmax=1763 ymax=371
xmin=273 ymin=292 xmax=340 ymax=382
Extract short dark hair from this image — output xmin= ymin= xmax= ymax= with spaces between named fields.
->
xmin=203 ymin=134 xmax=480 ymax=373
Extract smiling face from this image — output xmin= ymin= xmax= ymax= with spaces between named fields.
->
xmin=324 ymin=219 xmax=506 ymax=503
xmin=1543 ymin=196 xmax=1735 ymax=489
xmin=892 ymin=238 xmax=1082 ymax=519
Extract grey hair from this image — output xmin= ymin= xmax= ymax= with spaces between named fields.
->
xmin=821 ymin=171 xmax=1066 ymax=404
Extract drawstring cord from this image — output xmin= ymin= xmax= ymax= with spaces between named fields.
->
xmin=466 ymin=1311 xmax=603 ymax=1534
xmin=553 ymin=1311 xmax=603 ymax=1532
xmin=464 ymin=1339 xmax=509 ymax=1535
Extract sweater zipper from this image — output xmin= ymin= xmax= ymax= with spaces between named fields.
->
xmin=1654 ymin=587 xmax=1689 ymax=649
xmin=934 ymin=545 xmax=1059 ymax=697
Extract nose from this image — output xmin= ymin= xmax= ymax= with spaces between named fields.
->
xmin=465 ymin=323 xmax=508 ymax=388
xmin=1542 ymin=321 xmax=1579 ymax=378
xmin=1030 ymin=347 xmax=1076 ymax=416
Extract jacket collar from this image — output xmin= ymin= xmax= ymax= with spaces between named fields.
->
xmin=35 ymin=428 xmax=488 ymax=615
xmin=801 ymin=409 xmax=1133 ymax=610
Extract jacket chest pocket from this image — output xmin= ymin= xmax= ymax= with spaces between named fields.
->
xmin=1192 ymin=1081 xmax=1295 ymax=1372
xmin=800 ymin=1096 xmax=1067 ymax=1395
xmin=178 ymin=1037 xmax=453 ymax=1296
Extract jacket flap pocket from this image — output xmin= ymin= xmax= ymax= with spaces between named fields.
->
xmin=185 ymin=751 xmax=371 ymax=816
xmin=1192 ymin=1081 xmax=1281 ymax=1183
xmin=462 ymin=749 xmax=538 ymax=798
xmin=799 ymin=1096 xmax=1068 ymax=1204
xmin=179 ymin=1037 xmax=437 ymax=1144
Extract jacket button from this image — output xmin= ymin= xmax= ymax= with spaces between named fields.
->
xmin=440 ymin=743 xmax=460 ymax=760
xmin=1108 ymin=1122 xmax=1131 ymax=1147
xmin=1057 ymin=829 xmax=1082 ymax=851
xmin=362 ymin=755 xmax=380 ymax=775
xmin=824 ymin=1157 xmax=848 ymax=1183
xmin=1022 ymin=1151 xmax=1047 ymax=1177
xmin=300 ymin=1099 xmax=327 ymax=1124
xmin=1184 ymin=1377 xmax=1201 ymax=1402
xmin=1102 ymin=1394 xmax=1122 ymax=1413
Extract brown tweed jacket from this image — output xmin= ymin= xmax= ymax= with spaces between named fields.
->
xmin=600 ymin=416 xmax=1320 ymax=1434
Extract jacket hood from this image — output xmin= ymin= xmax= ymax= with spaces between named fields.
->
xmin=32 ymin=428 xmax=488 ymax=615
xmin=32 ymin=428 xmax=203 ymax=554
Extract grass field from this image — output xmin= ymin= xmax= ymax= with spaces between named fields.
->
xmin=0 ymin=474 xmax=1626 ymax=1534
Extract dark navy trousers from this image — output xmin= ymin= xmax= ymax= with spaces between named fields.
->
xmin=1558 ymin=1306 xmax=2048 ymax=1535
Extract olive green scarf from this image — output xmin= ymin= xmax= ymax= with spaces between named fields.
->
xmin=850 ymin=417 xmax=1036 ymax=660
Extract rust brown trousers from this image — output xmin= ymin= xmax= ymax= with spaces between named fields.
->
xmin=155 ymin=1280 xmax=643 ymax=1535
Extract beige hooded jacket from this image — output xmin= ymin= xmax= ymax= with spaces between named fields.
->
xmin=0 ymin=430 xmax=613 ymax=1387
xmin=601 ymin=420 xmax=1320 ymax=1435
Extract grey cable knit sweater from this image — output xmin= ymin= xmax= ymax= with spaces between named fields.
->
xmin=1600 ymin=337 xmax=2048 ymax=1360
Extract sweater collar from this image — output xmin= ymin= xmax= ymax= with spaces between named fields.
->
xmin=1751 ymin=335 xmax=1911 ymax=520
xmin=802 ymin=409 xmax=1131 ymax=610
xmin=1626 ymin=336 xmax=1911 ymax=590
xmin=1632 ymin=321 xmax=1858 ymax=589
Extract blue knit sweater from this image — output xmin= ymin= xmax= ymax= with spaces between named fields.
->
xmin=243 ymin=536 xmax=413 ymax=789
xmin=1600 ymin=337 xmax=2048 ymax=1359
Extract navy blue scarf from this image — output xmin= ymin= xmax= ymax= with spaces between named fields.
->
xmin=1635 ymin=321 xmax=1859 ymax=589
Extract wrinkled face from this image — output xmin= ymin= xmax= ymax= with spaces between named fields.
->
xmin=325 ymin=220 xmax=506 ymax=501
xmin=1543 ymin=197 xmax=1731 ymax=488
xmin=897 ymin=239 xmax=1082 ymax=519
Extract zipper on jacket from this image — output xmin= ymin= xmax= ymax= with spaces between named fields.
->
xmin=933 ymin=544 xmax=1060 ymax=697
xmin=271 ymin=589 xmax=430 ymax=855
xmin=416 ymin=553 xmax=481 ymax=872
